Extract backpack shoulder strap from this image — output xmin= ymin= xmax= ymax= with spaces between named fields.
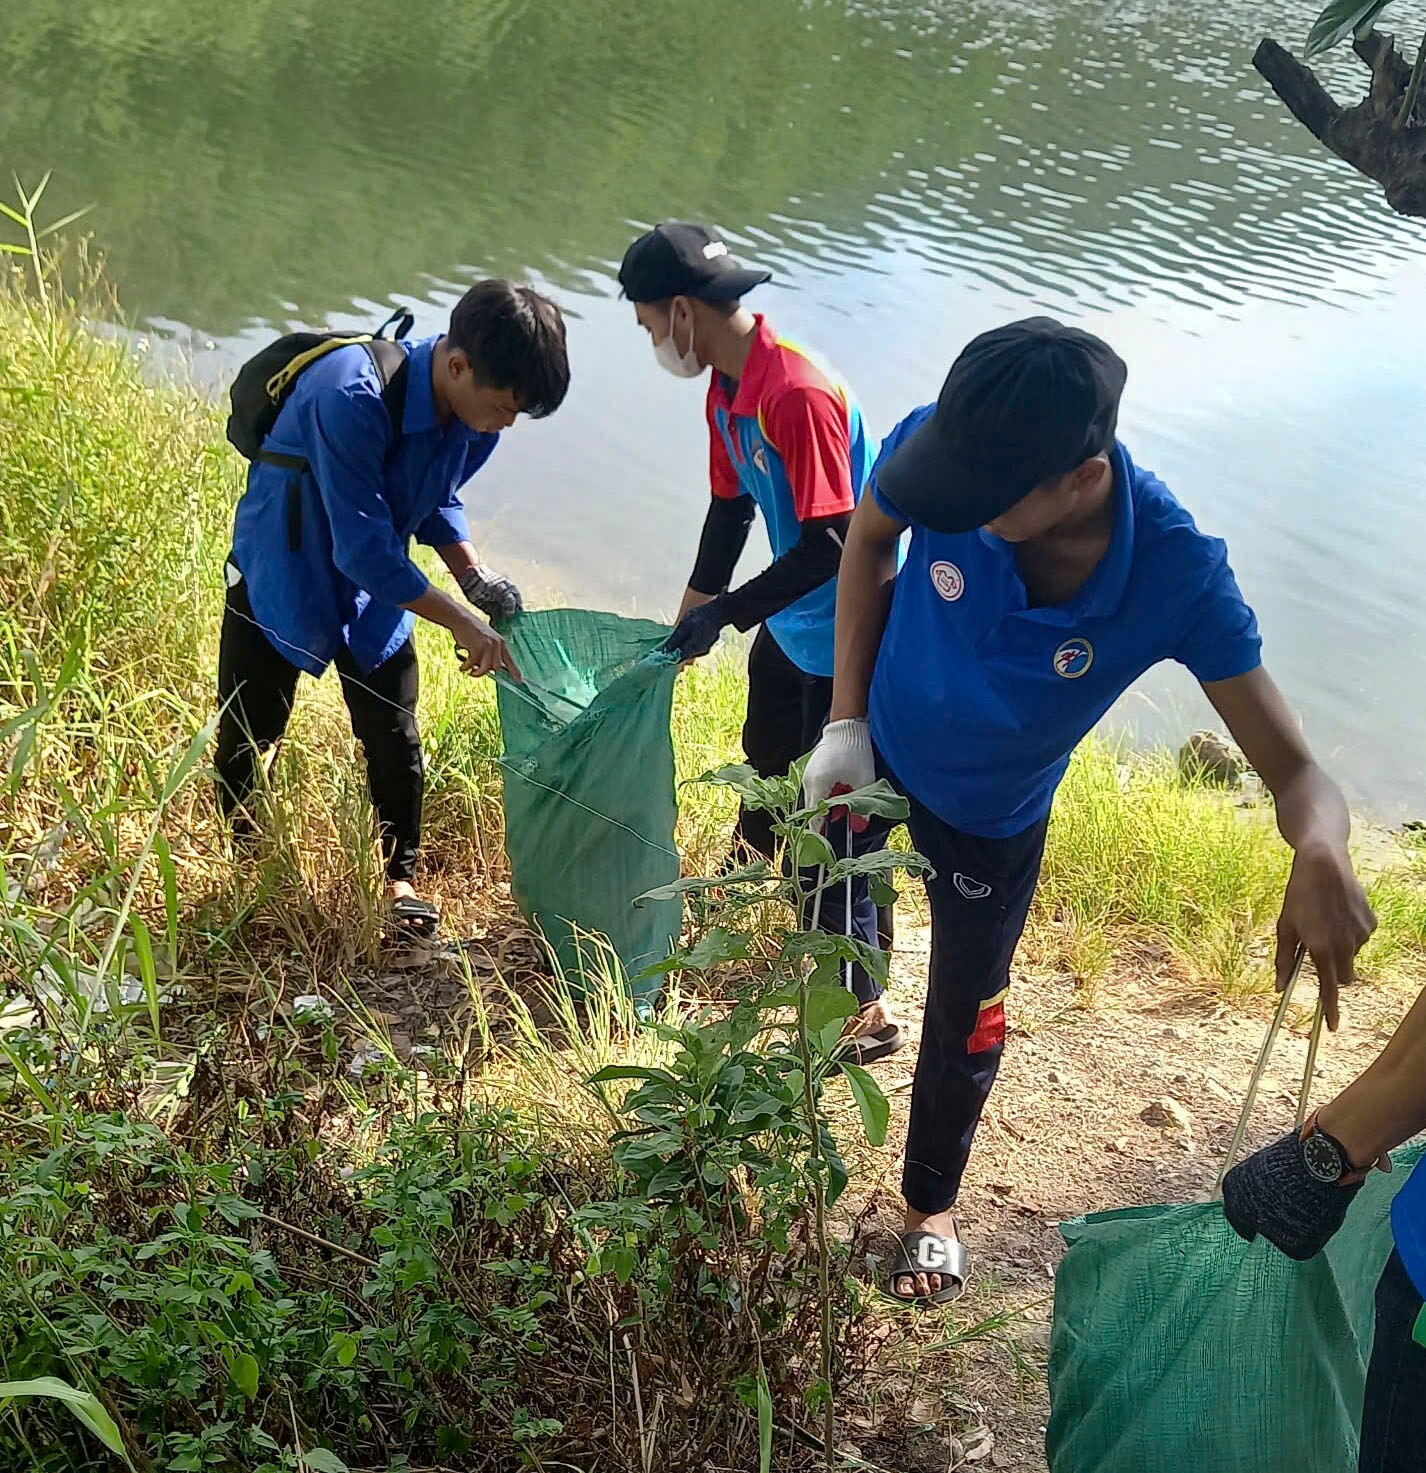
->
xmin=364 ymin=338 xmax=410 ymax=441
xmin=374 ymin=306 xmax=415 ymax=342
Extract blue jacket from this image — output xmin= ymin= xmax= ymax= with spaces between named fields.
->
xmin=230 ymin=335 xmax=497 ymax=675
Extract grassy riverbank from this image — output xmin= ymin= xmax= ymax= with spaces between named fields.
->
xmin=3 ymin=256 xmax=1426 ymax=1471
xmin=4 ymin=261 xmax=1422 ymax=999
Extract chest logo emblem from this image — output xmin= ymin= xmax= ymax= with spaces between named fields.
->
xmin=930 ymin=561 xmax=965 ymax=601
xmin=1054 ymin=638 xmax=1094 ymax=679
xmin=752 ymin=446 xmax=769 ymax=474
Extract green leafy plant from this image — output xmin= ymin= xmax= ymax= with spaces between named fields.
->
xmin=587 ymin=762 xmax=930 ymax=1468
xmin=0 ymin=951 xmax=908 ymax=1472
xmin=1306 ymin=0 xmax=1396 ymax=58
xmin=0 ymin=1376 xmax=129 ymax=1465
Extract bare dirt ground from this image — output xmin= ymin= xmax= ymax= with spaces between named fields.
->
xmin=840 ymin=924 xmax=1418 ymax=1473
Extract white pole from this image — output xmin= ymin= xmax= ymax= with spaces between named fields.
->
xmin=844 ymin=818 xmax=855 ymax=994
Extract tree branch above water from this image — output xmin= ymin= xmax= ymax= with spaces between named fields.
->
xmin=1255 ymin=29 xmax=1426 ymax=217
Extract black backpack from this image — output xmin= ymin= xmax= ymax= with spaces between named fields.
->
xmin=225 ymin=307 xmax=415 ymax=549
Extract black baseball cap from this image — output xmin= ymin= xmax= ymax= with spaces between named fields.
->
xmin=877 ymin=318 xmax=1128 ymax=534
xmin=618 ymin=221 xmax=772 ymax=304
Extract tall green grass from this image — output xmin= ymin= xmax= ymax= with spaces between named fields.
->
xmin=2 ymin=238 xmax=1424 ymax=1020
xmin=1037 ymin=745 xmax=1292 ymax=992
xmin=1036 ymin=745 xmax=1426 ymax=994
xmin=0 ymin=240 xmax=749 ymax=984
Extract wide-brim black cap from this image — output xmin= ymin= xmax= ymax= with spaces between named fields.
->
xmin=619 ymin=221 xmax=772 ymax=303
xmin=878 ymin=318 xmax=1127 ymax=535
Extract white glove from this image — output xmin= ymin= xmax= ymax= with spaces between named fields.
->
xmin=802 ymin=717 xmax=876 ymax=809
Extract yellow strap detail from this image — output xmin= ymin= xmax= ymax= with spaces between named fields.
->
xmin=976 ymin=987 xmax=1009 ymax=1014
xmin=263 ymin=335 xmax=374 ymax=402
xmin=771 ymin=335 xmax=853 ymax=412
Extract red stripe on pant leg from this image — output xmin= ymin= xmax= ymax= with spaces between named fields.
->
xmin=966 ymin=1001 xmax=1005 ymax=1055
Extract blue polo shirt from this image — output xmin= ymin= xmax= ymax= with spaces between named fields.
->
xmin=869 ymin=407 xmax=1263 ymax=837
xmin=230 ymin=335 xmax=497 ymax=676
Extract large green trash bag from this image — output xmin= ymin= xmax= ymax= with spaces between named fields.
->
xmin=1046 ymin=1139 xmax=1424 ymax=1473
xmin=494 ymin=608 xmax=681 ymax=997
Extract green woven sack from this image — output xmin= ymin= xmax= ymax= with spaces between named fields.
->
xmin=1047 ymin=972 xmax=1420 ymax=1473
xmin=494 ymin=609 xmax=682 ymax=998
xmin=1047 ymin=1146 xmax=1419 ymax=1473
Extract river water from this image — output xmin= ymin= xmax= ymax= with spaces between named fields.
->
xmin=4 ymin=0 xmax=1425 ymax=816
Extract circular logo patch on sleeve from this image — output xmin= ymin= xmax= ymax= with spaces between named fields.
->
xmin=1053 ymin=638 xmax=1094 ymax=678
xmin=930 ymin=561 xmax=964 ymax=601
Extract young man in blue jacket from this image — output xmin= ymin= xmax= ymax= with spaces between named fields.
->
xmin=803 ymin=317 xmax=1376 ymax=1301
xmin=215 ymin=280 xmax=569 ymax=935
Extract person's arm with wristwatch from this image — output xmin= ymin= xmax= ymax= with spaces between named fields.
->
xmin=1223 ymin=985 xmax=1426 ymax=1259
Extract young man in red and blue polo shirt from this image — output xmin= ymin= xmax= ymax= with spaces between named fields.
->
xmin=618 ymin=221 xmax=899 ymax=1063
xmin=804 ymin=317 xmax=1377 ymax=1302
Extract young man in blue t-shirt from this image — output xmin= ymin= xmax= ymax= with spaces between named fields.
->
xmin=802 ymin=317 xmax=1377 ymax=1302
xmin=1223 ymin=987 xmax=1426 ymax=1472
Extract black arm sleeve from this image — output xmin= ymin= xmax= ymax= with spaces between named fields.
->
xmin=689 ymin=494 xmax=758 ymax=596
xmin=719 ymin=512 xmax=851 ymax=632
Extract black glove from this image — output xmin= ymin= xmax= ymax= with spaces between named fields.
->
xmin=1221 ymin=1130 xmax=1363 ymax=1261
xmin=663 ymin=598 xmax=731 ymax=661
xmin=457 ymin=564 xmax=523 ymax=623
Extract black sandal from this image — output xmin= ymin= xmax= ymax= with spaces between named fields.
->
xmin=390 ymin=896 xmax=440 ymax=939
xmin=886 ymin=1228 xmax=967 ymax=1305
xmin=828 ymin=1017 xmax=906 ymax=1073
xmin=841 ymin=1021 xmax=905 ymax=1066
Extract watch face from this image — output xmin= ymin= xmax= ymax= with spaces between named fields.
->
xmin=1303 ymin=1131 xmax=1345 ymax=1184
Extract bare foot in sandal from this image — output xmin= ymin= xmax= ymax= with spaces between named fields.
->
xmin=888 ymin=1208 xmax=966 ymax=1304
xmin=387 ymin=880 xmax=439 ymax=938
xmin=852 ymin=997 xmax=898 ymax=1037
xmin=837 ymin=997 xmax=906 ymax=1067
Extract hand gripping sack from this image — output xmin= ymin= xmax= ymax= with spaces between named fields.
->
xmin=495 ymin=609 xmax=681 ymax=997
xmin=1047 ymin=964 xmax=1422 ymax=1473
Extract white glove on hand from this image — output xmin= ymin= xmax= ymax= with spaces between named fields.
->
xmin=458 ymin=564 xmax=523 ymax=623
xmin=802 ymin=717 xmax=876 ymax=810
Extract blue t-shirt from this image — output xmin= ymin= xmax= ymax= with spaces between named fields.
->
xmin=1392 ymin=1158 xmax=1426 ymax=1297
xmin=869 ymin=408 xmax=1263 ymax=837
xmin=231 ymin=336 xmax=498 ymax=675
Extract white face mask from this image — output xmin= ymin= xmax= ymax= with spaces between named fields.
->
xmin=653 ymin=300 xmax=701 ymax=378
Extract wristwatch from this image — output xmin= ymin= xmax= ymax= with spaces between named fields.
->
xmin=1301 ymin=1123 xmax=1354 ymax=1184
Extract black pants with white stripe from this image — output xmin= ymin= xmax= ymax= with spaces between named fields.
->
xmin=815 ymin=757 xmax=1049 ymax=1214
xmin=214 ymin=573 xmax=423 ymax=883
